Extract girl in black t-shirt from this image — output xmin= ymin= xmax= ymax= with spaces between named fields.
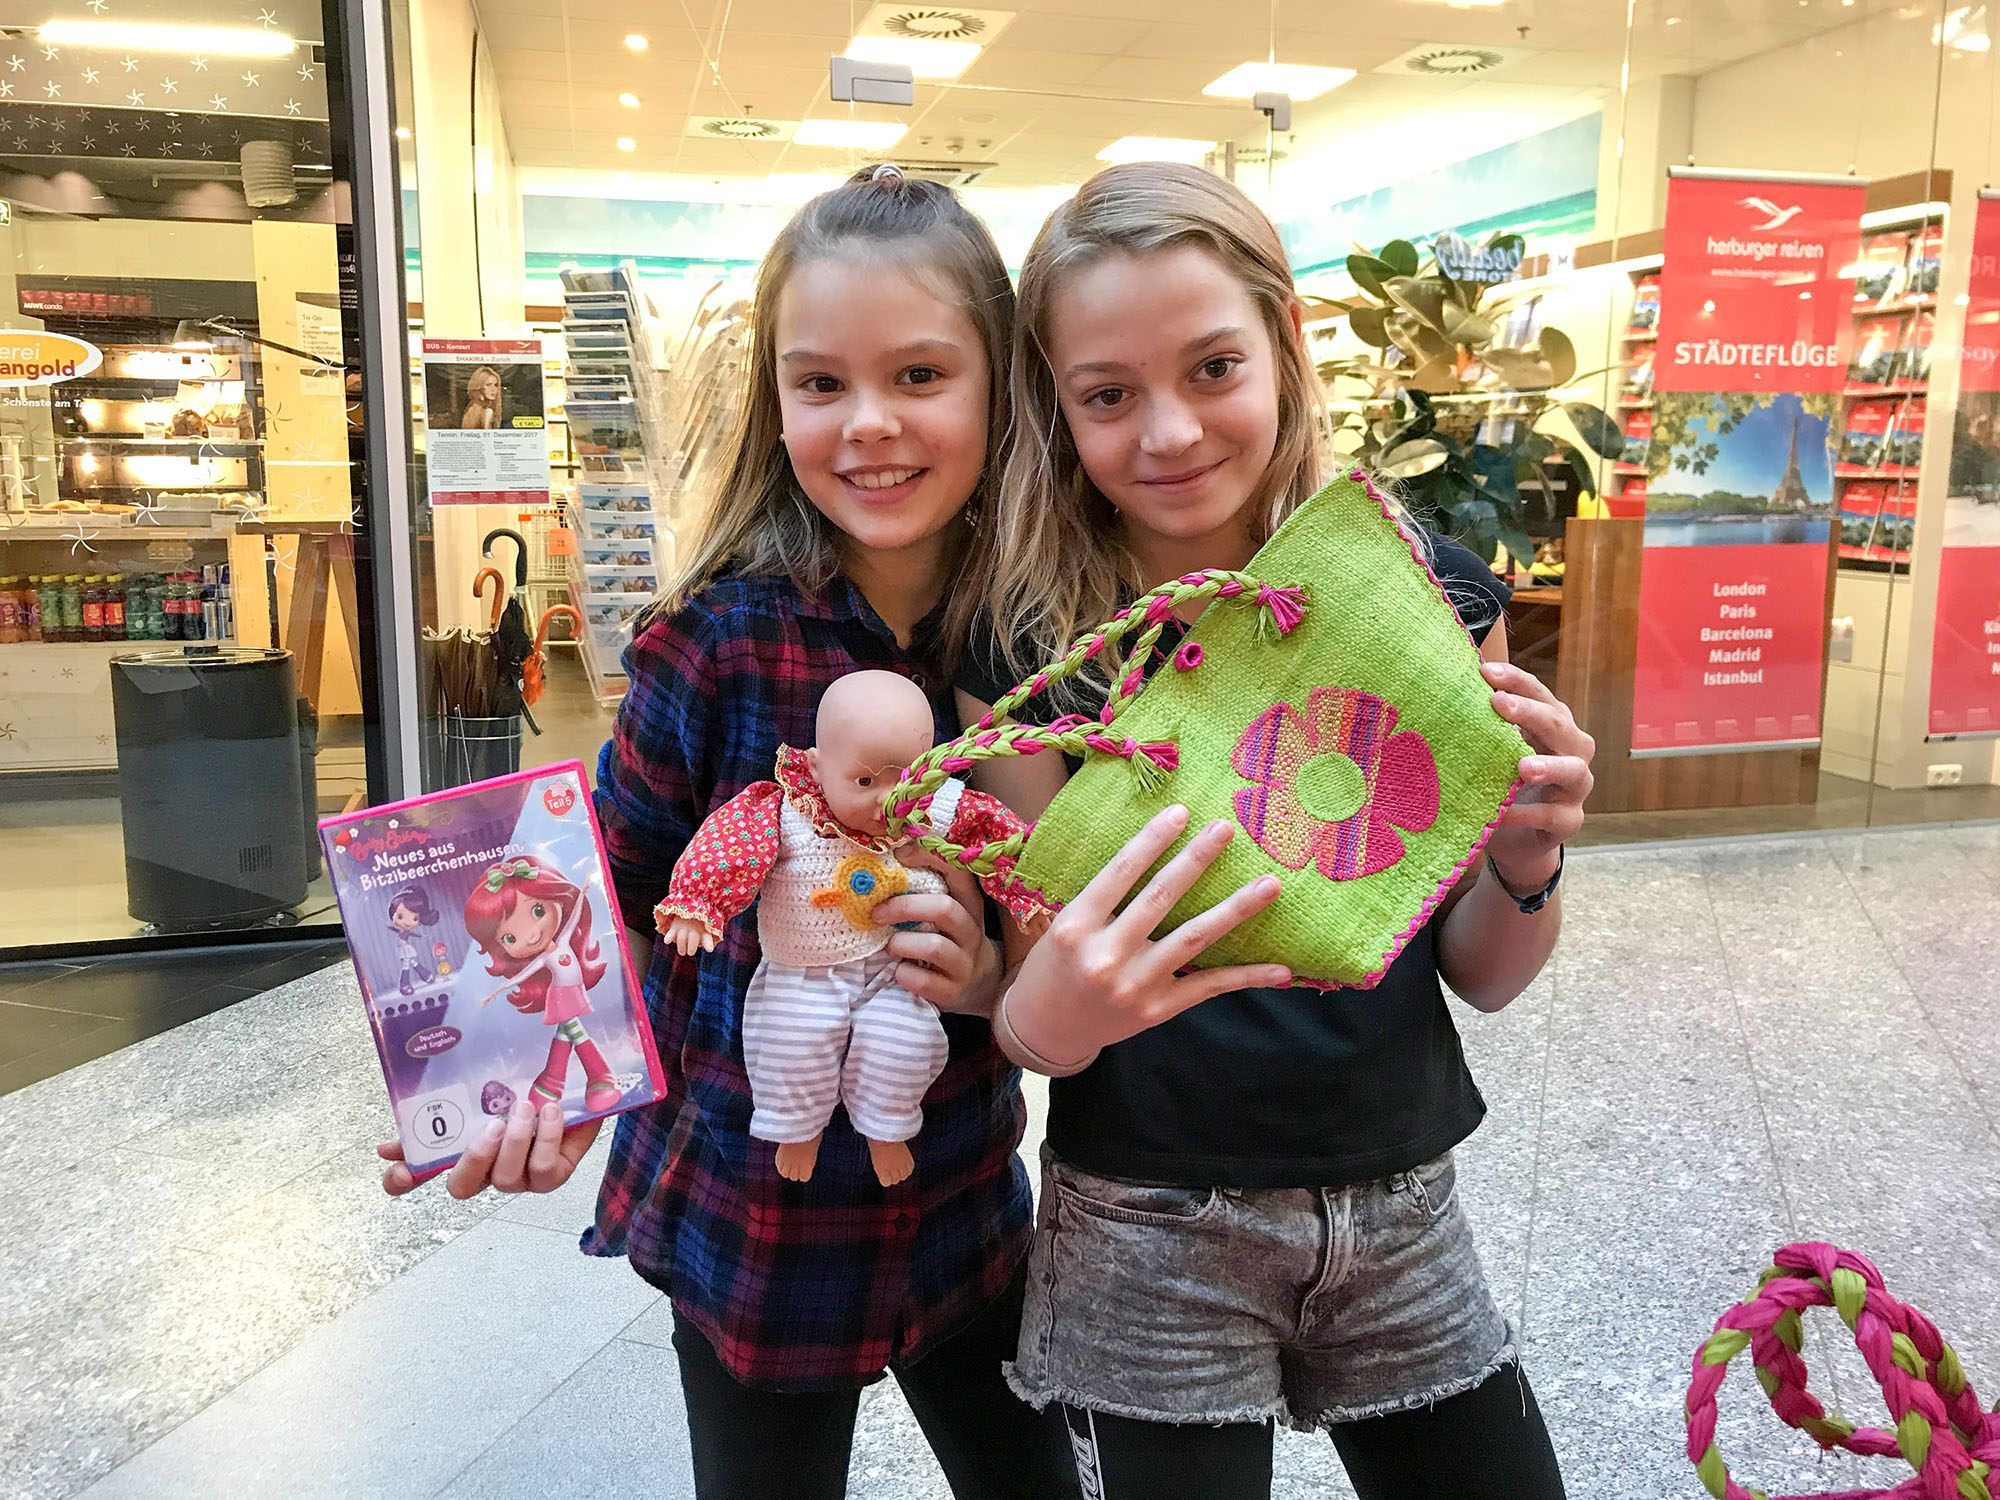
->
xmin=952 ymin=164 xmax=1593 ymax=1499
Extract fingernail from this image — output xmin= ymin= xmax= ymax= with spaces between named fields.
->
xmin=543 ymin=1102 xmax=562 ymax=1123
xmin=1265 ymin=968 xmax=1293 ymax=986
xmin=483 ymin=1119 xmax=506 ymax=1146
xmin=1207 ymin=819 xmax=1233 ymax=839
xmin=511 ymin=1099 xmax=532 ymax=1120
xmin=1256 ymin=875 xmax=1281 ymax=897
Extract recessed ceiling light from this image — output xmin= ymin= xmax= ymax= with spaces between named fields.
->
xmin=1096 ymin=135 xmax=1215 ymax=165
xmin=395 ymin=126 xmax=411 ymax=139
xmin=38 ymin=19 xmax=297 ymax=56
xmin=1665 ymin=15 xmax=1681 ymax=24
xmin=793 ymin=118 xmax=909 ymax=149
xmin=616 ymin=136 xmax=636 ymax=152
xmin=1202 ymin=62 xmax=1356 ymax=102
xmin=623 ymin=33 xmax=648 ymax=51
xmin=843 ymin=34 xmax=981 ymax=79
xmin=618 ymin=91 xmax=641 ymax=109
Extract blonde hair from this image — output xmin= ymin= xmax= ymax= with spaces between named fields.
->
xmin=964 ymin=162 xmax=1332 ymax=680
xmin=658 ymin=165 xmax=1014 ymax=625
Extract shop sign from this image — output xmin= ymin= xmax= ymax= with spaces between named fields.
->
xmin=0 ymin=331 xmax=102 ymax=386
xmin=1630 ymin=168 xmax=1864 ymax=756
xmin=1432 ymin=231 xmax=1521 ymax=285
xmin=1928 ymin=190 xmax=2000 ymax=738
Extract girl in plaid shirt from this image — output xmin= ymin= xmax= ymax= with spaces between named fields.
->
xmin=379 ymin=167 xmax=1077 ymax=1499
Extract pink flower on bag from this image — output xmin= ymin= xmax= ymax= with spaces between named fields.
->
xmin=1232 ymin=686 xmax=1440 ymax=880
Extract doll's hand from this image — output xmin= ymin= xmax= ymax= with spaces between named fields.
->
xmin=664 ymin=915 xmax=718 ymax=958
xmin=872 ymin=850 xmax=1000 ymax=1015
xmin=376 ymin=1100 xmax=604 ymax=1198
xmin=1000 ymin=805 xmax=1291 ymax=1069
xmin=1482 ymin=660 xmax=1595 ymax=889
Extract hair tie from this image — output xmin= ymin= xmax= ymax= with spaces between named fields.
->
xmin=484 ymin=858 xmax=537 ymax=892
xmin=870 ymin=162 xmax=906 ymax=184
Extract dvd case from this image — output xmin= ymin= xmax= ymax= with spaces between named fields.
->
xmin=319 ymin=761 xmax=665 ymax=1180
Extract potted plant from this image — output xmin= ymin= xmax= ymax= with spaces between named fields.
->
xmin=1314 ymin=233 xmax=1625 ymax=573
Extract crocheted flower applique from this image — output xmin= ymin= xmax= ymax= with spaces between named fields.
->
xmin=1231 ymin=686 xmax=1440 ymax=881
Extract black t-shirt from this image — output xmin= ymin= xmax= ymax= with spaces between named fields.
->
xmin=956 ymin=534 xmax=1511 ymax=1188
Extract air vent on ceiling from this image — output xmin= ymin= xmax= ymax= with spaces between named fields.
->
xmin=684 ymin=115 xmax=798 ymax=142
xmin=869 ymin=155 xmax=996 ymax=187
xmin=883 ymin=8 xmax=988 ymax=40
xmin=1374 ymin=43 xmax=1524 ymax=78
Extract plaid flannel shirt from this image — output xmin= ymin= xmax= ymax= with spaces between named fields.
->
xmin=582 ymin=573 xmax=1033 ymax=1391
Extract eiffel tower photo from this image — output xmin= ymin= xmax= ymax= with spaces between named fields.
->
xmin=1769 ymin=409 xmax=1815 ymax=513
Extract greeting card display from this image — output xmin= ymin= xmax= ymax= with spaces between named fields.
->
xmin=889 ymin=472 xmax=1529 ymax=989
xmin=320 ymin=762 xmax=665 ymax=1179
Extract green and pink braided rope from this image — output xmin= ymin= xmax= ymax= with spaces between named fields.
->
xmin=880 ymin=568 xmax=1309 ymax=887
xmin=1686 ymin=1241 xmax=2000 ymax=1500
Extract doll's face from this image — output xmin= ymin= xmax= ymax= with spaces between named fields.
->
xmin=809 ymin=671 xmax=938 ymax=835
xmin=389 ymin=904 xmax=421 ymax=933
xmin=494 ymin=894 xmax=560 ymax=957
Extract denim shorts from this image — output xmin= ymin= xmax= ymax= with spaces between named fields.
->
xmin=1007 ymin=1149 xmax=1518 ymax=1430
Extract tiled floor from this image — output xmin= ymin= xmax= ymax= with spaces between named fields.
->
xmin=5 ymin=828 xmax=2000 ymax=1499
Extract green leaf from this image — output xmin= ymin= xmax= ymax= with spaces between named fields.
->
xmin=1381 ymin=437 xmax=1450 ymax=478
xmin=1562 ymin=402 xmax=1625 ymax=459
xmin=1409 ymin=360 xmax=1462 ymax=394
xmin=1349 ymin=305 xmax=1391 ymax=348
xmin=1383 ymin=275 xmax=1452 ymax=335
xmin=1498 ymin=525 xmax=1537 ymax=571
xmin=1443 ymin=308 xmax=1494 ymax=347
xmin=1480 ymin=347 xmax=1558 ymax=390
xmin=1379 ymin=238 xmax=1420 ymax=278
xmin=1538 ymin=327 xmax=1577 ymax=387
xmin=1346 ymin=253 xmax=1395 ymax=300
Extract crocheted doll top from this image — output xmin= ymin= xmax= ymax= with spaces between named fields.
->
xmin=658 ymin=747 xmax=1038 ymax=969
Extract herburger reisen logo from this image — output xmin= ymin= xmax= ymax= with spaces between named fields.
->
xmin=0 ymin=331 xmax=102 ymax=386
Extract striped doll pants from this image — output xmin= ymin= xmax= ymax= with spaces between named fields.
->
xmin=740 ymin=947 xmax=949 ymax=1145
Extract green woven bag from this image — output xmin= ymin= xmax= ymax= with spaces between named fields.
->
xmin=887 ymin=470 xmax=1530 ymax=988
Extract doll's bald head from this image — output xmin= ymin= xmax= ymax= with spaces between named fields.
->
xmin=808 ymin=671 xmax=936 ymax=835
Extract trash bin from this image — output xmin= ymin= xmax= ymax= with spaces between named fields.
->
xmin=110 ymin=645 xmax=308 ymax=930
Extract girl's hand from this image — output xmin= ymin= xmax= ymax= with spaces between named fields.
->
xmin=1483 ymin=660 xmax=1595 ymax=888
xmin=872 ymin=851 xmax=1001 ymax=1015
xmin=376 ymin=1100 xmax=604 ymax=1198
xmin=1003 ymin=805 xmax=1292 ymax=1066
xmin=664 ymin=915 xmax=717 ymax=957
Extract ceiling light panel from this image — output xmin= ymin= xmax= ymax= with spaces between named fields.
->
xmin=1203 ymin=62 xmax=1357 ymax=101
xmin=1095 ymin=135 xmax=1216 ymax=165
xmin=793 ymin=118 xmax=910 ymax=149
xmin=37 ymin=20 xmax=298 ymax=57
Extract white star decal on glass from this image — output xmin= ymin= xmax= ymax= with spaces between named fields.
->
xmin=210 ymin=93 xmax=227 ymax=109
xmin=42 ymin=81 xmax=60 ymax=98
xmin=241 ymin=70 xmax=259 ymax=86
xmin=297 ymin=61 xmax=315 ymax=80
xmin=6 ymin=56 xmax=24 ymax=72
xmin=284 ymin=98 xmax=301 ymax=115
xmin=257 ymin=7 xmax=278 ymax=25
xmin=81 ymin=66 xmax=100 ymax=83
xmin=87 ymin=0 xmax=109 ymax=10
xmin=64 ymin=518 xmax=101 ymax=556
xmin=79 ymin=134 xmax=94 ymax=148
xmin=196 ymin=140 xmax=212 ymax=156
xmin=126 ymin=89 xmax=144 ymax=105
xmin=120 ymin=142 xmax=135 ymax=156
xmin=121 ymin=55 xmax=139 ymax=72
xmin=40 ymin=43 xmax=59 ymax=60
xmin=161 ymin=77 xmax=176 ymax=94
xmin=104 ymin=117 xmax=119 ymax=134
xmin=0 ymin=82 xmax=12 ymax=99
xmin=0 ymin=724 xmax=16 ymax=742
xmin=191 ymin=55 xmax=208 ymax=71
xmin=10 ymin=138 xmax=26 ymax=151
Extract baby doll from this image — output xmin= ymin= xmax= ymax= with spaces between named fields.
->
xmin=657 ymin=670 xmax=1036 ymax=1187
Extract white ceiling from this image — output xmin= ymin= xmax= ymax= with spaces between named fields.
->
xmin=475 ymin=0 xmax=1921 ymax=191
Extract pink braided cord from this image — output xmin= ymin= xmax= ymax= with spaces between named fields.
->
xmin=1685 ymin=1242 xmax=2000 ymax=1500
xmin=881 ymin=568 xmax=1308 ymax=880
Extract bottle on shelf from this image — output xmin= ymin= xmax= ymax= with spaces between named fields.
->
xmin=0 ymin=576 xmax=20 ymax=644
xmin=105 ymin=573 xmax=126 ymax=641
xmin=22 ymin=575 xmax=42 ymax=643
xmin=81 ymin=575 xmax=104 ymax=642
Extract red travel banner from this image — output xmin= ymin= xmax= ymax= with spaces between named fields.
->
xmin=1927 ymin=192 xmax=2000 ymax=737
xmin=1631 ymin=170 xmax=1865 ymax=755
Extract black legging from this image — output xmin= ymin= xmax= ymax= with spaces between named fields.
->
xmin=1062 ymin=1362 xmax=1566 ymax=1500
xmin=670 ymin=1270 xmax=1080 ymax=1500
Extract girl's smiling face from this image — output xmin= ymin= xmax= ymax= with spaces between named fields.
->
xmin=1047 ymin=244 xmax=1289 ymax=563
xmin=495 ymin=895 xmax=559 ymax=958
xmin=390 ymin=905 xmax=420 ymax=933
xmin=775 ymin=253 xmax=989 ymax=565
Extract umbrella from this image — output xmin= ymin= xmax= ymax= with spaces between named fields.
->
xmin=480 ymin=526 xmax=534 ymax=720
xmin=522 ymin=603 xmax=581 ymax=710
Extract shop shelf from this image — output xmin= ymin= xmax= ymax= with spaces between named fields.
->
xmin=1617 ymin=397 xmax=1653 ymax=410
xmin=1622 ymin=329 xmax=1657 ymax=343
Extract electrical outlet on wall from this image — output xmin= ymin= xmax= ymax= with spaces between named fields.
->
xmin=1926 ymin=763 xmax=1964 ymax=787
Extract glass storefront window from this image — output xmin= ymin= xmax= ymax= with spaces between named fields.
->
xmin=0 ymin=0 xmax=381 ymax=951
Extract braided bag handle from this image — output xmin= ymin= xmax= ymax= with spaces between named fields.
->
xmin=1684 ymin=1241 xmax=2000 ymax=1500
xmin=881 ymin=568 xmax=1310 ymax=888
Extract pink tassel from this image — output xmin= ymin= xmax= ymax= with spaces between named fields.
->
xmin=1256 ymin=582 xmax=1309 ymax=637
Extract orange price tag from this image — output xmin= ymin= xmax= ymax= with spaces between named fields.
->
xmin=547 ymin=527 xmax=579 ymax=557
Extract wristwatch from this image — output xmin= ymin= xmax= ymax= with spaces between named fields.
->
xmin=1488 ymin=847 xmax=1564 ymax=914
